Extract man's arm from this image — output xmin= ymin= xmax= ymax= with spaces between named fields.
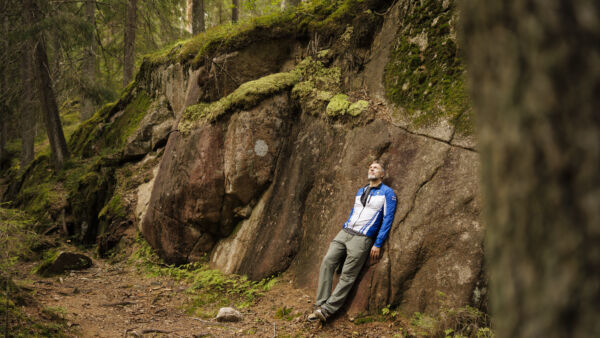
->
xmin=374 ymin=188 xmax=397 ymax=248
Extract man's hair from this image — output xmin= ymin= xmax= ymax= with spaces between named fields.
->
xmin=371 ymin=161 xmax=385 ymax=173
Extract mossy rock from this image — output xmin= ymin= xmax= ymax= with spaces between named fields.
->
xmin=383 ymin=0 xmax=471 ymax=133
xmin=68 ymin=167 xmax=115 ymax=243
xmin=68 ymin=90 xmax=151 ymax=158
xmin=36 ymin=251 xmax=92 ymax=277
xmin=180 ymin=71 xmax=301 ymax=132
xmin=326 ymin=94 xmax=351 ymax=116
xmin=325 ymin=95 xmax=368 ymax=116
xmin=348 ymin=100 xmax=369 ymax=116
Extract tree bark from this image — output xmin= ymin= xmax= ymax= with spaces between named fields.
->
xmin=0 ymin=4 xmax=7 ymax=169
xmin=24 ymin=0 xmax=69 ymax=170
xmin=81 ymin=0 xmax=97 ymax=120
xmin=280 ymin=0 xmax=300 ymax=10
xmin=217 ymin=0 xmax=223 ymax=25
xmin=231 ymin=0 xmax=238 ymax=23
xmin=123 ymin=0 xmax=137 ymax=87
xmin=461 ymin=0 xmax=600 ymax=337
xmin=20 ymin=45 xmax=35 ymax=168
xmin=191 ymin=0 xmax=205 ymax=34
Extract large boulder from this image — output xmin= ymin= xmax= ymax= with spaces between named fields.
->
xmin=141 ymin=94 xmax=293 ymax=264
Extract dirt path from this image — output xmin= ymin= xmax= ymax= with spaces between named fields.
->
xmin=22 ymin=255 xmax=402 ymax=337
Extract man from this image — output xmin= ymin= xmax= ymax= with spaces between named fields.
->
xmin=308 ymin=161 xmax=397 ymax=322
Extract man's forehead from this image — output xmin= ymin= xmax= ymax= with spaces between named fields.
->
xmin=369 ymin=163 xmax=382 ymax=168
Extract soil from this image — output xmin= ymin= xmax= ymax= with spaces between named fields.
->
xmin=15 ymin=245 xmax=406 ymax=337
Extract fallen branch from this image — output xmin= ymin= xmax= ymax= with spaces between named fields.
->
xmin=101 ymin=301 xmax=136 ymax=307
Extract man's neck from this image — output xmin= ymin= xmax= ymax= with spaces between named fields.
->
xmin=369 ymin=179 xmax=382 ymax=187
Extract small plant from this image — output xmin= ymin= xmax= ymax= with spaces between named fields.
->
xmin=130 ymin=235 xmax=279 ymax=318
xmin=275 ymin=306 xmax=295 ymax=321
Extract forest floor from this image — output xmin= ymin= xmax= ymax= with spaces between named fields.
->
xmin=11 ymin=240 xmax=406 ymax=337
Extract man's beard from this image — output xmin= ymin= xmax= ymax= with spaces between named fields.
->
xmin=368 ymin=174 xmax=378 ymax=180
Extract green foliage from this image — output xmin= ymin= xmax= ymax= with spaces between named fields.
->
xmin=384 ymin=0 xmax=471 ymax=133
xmin=0 ymin=208 xmax=41 ymax=271
xmin=275 ymin=306 xmax=297 ymax=321
xmin=131 ymin=235 xmax=278 ymax=318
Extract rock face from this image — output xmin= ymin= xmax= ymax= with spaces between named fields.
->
xmin=137 ymin=0 xmax=483 ymax=316
xmin=142 ymin=94 xmax=294 ymax=263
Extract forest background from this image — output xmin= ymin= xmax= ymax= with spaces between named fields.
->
xmin=0 ymin=0 xmax=295 ymax=171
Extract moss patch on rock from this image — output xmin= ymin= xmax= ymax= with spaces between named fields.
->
xmin=180 ymin=71 xmax=301 ymax=132
xmin=384 ymin=0 xmax=471 ymax=133
xmin=68 ymin=88 xmax=150 ymax=158
xmin=326 ymin=94 xmax=350 ymax=116
xmin=142 ymin=0 xmax=370 ymax=72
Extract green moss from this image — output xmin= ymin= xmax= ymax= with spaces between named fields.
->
xmin=180 ymin=71 xmax=300 ymax=132
xmin=326 ymin=94 xmax=351 ymax=116
xmin=34 ymin=250 xmax=60 ymax=276
xmin=141 ymin=0 xmax=367 ymax=71
xmin=131 ymin=236 xmax=278 ymax=318
xmin=348 ymin=100 xmax=369 ymax=116
xmin=68 ymin=101 xmax=117 ymax=157
xmin=105 ymin=92 xmax=151 ymax=149
xmin=384 ymin=0 xmax=471 ymax=134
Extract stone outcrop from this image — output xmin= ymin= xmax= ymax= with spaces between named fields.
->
xmin=133 ymin=0 xmax=483 ymax=316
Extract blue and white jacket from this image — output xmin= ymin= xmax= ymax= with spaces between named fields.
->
xmin=343 ymin=183 xmax=397 ymax=248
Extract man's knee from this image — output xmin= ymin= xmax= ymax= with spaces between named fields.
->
xmin=322 ymin=253 xmax=341 ymax=268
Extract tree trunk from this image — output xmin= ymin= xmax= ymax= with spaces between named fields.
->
xmin=217 ymin=0 xmax=223 ymax=25
xmin=20 ymin=46 xmax=35 ymax=168
xmin=461 ymin=0 xmax=600 ymax=337
xmin=231 ymin=0 xmax=238 ymax=23
xmin=81 ymin=0 xmax=96 ymax=120
xmin=24 ymin=0 xmax=69 ymax=170
xmin=191 ymin=0 xmax=205 ymax=34
xmin=280 ymin=0 xmax=300 ymax=10
xmin=0 ymin=6 xmax=7 ymax=169
xmin=123 ymin=0 xmax=137 ymax=87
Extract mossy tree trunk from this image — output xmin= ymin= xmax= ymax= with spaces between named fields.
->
xmin=25 ymin=0 xmax=69 ymax=170
xmin=192 ymin=0 xmax=205 ymax=34
xmin=0 ymin=1 xmax=8 ymax=170
xmin=19 ymin=44 xmax=35 ymax=168
xmin=231 ymin=0 xmax=238 ymax=23
xmin=123 ymin=0 xmax=137 ymax=87
xmin=461 ymin=0 xmax=600 ymax=337
xmin=81 ymin=0 xmax=97 ymax=121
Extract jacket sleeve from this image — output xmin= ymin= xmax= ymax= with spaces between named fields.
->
xmin=374 ymin=188 xmax=397 ymax=248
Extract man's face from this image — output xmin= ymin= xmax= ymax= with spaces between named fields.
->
xmin=367 ymin=163 xmax=384 ymax=180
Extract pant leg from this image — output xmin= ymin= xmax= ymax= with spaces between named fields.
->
xmin=320 ymin=235 xmax=373 ymax=315
xmin=316 ymin=230 xmax=349 ymax=307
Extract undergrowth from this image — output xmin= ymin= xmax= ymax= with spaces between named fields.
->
xmin=0 ymin=207 xmax=68 ymax=337
xmin=352 ymin=300 xmax=493 ymax=338
xmin=130 ymin=235 xmax=278 ymax=318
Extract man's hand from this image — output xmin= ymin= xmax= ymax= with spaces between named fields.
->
xmin=370 ymin=246 xmax=381 ymax=262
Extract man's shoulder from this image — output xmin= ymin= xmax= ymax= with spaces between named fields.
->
xmin=380 ymin=183 xmax=397 ymax=197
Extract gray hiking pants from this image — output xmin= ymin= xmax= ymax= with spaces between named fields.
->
xmin=316 ymin=230 xmax=373 ymax=316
